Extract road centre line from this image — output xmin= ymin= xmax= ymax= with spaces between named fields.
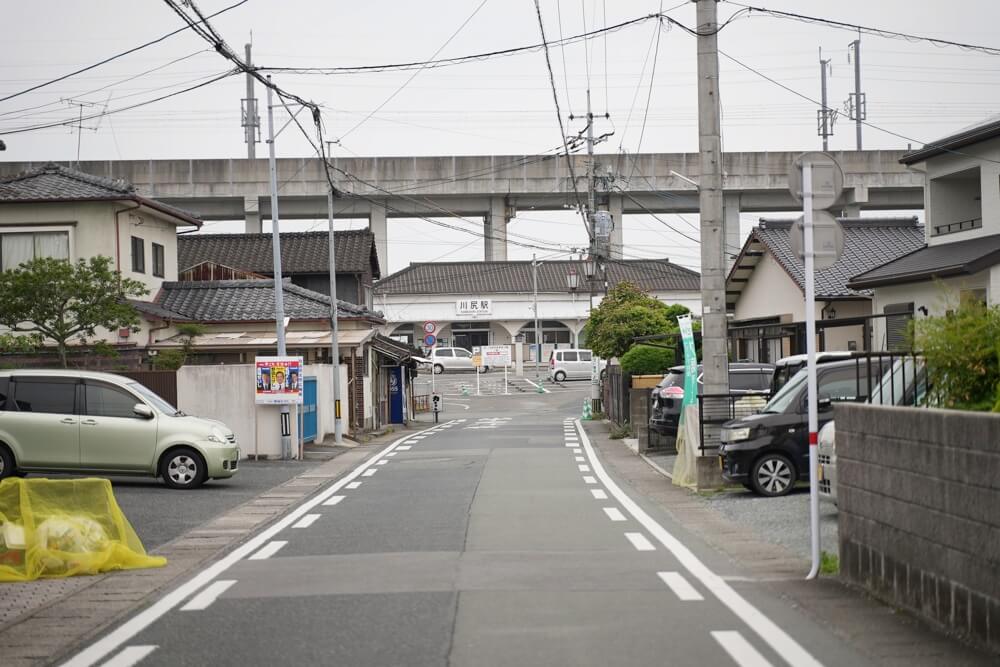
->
xmin=603 ymin=507 xmax=627 ymax=522
xmin=346 ymin=481 xmax=362 ymax=489
xmin=658 ymin=571 xmax=704 ymax=601
xmin=591 ymin=489 xmax=608 ymax=500
xmin=583 ymin=476 xmax=597 ymax=484
xmin=62 ymin=422 xmax=445 ymax=667
xmin=625 ymin=532 xmax=656 ymax=551
xmin=101 ymin=645 xmax=158 ymax=667
xmin=322 ymin=495 xmax=345 ymax=506
xmin=180 ymin=580 xmax=237 ymax=611
xmin=711 ymin=631 xmax=774 ymax=667
xmin=293 ymin=514 xmax=321 ymax=529
xmin=571 ymin=420 xmax=822 ymax=667
xmin=248 ymin=541 xmax=287 ymax=560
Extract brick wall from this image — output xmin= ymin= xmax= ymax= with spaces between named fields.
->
xmin=837 ymin=403 xmax=1000 ymax=653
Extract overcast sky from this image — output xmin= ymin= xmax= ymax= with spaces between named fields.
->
xmin=4 ymin=1 xmax=998 ymax=274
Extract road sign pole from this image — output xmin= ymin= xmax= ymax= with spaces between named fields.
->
xmin=504 ymin=364 xmax=508 ymax=395
xmin=476 ymin=362 xmax=480 ymax=396
xmin=803 ymin=161 xmax=822 ymax=581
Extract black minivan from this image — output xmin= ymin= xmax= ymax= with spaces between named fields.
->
xmin=718 ymin=358 xmax=889 ymax=497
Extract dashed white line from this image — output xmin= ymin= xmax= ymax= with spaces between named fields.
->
xmin=573 ymin=448 xmax=582 ymax=454
xmin=101 ymin=645 xmax=158 ymax=667
xmin=603 ymin=507 xmax=627 ymax=522
xmin=377 ymin=459 xmax=389 ymax=465
xmin=591 ymin=489 xmax=608 ymax=500
xmin=658 ymin=571 xmax=704 ymax=601
xmin=625 ymin=532 xmax=656 ymax=551
xmin=322 ymin=495 xmax=345 ymax=507
xmin=575 ymin=456 xmax=586 ymax=462
xmin=711 ymin=631 xmax=774 ymax=667
xmin=397 ymin=446 xmax=412 ymax=451
xmin=362 ymin=469 xmax=377 ymax=477
xmin=583 ymin=476 xmax=597 ymax=484
xmin=293 ymin=513 xmax=321 ymax=529
xmin=578 ymin=464 xmax=591 ymax=472
xmin=180 ymin=579 xmax=237 ymax=611
xmin=386 ymin=452 xmax=398 ymax=457
xmin=564 ymin=443 xmax=577 ymax=448
xmin=346 ymin=481 xmax=362 ymax=489
xmin=248 ymin=540 xmax=287 ymax=560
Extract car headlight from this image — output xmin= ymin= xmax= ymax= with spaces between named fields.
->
xmin=722 ymin=426 xmax=751 ymax=442
xmin=207 ymin=428 xmax=228 ymax=444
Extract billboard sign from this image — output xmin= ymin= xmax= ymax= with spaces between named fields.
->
xmin=255 ymin=356 xmax=304 ymax=404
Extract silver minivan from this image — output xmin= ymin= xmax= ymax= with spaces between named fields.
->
xmin=429 ymin=347 xmax=488 ymax=374
xmin=548 ymin=349 xmax=606 ymax=381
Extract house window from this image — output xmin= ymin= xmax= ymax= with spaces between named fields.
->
xmin=0 ymin=231 xmax=69 ymax=270
xmin=883 ymin=302 xmax=913 ymax=351
xmin=131 ymin=236 xmax=145 ymax=273
xmin=152 ymin=243 xmax=165 ymax=278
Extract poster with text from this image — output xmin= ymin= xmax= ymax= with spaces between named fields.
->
xmin=255 ymin=356 xmax=304 ymax=404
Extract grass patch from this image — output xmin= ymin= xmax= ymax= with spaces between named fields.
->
xmin=609 ymin=422 xmax=633 ymax=440
xmin=820 ymin=551 xmax=840 ymax=575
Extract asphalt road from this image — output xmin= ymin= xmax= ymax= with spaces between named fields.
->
xmin=57 ymin=392 xmax=901 ymax=666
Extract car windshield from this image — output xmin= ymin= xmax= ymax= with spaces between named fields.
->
xmin=127 ymin=381 xmax=179 ymax=415
xmin=762 ymin=369 xmax=806 ymax=413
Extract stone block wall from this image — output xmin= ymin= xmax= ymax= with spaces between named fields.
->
xmin=836 ymin=403 xmax=1000 ymax=653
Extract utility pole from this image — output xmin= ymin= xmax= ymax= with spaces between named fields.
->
xmin=532 ymin=254 xmax=540 ymax=380
xmin=694 ymin=0 xmax=729 ymax=399
xmin=265 ymin=75 xmax=292 ymax=459
xmin=326 ymin=185 xmax=344 ymax=444
xmin=847 ymin=37 xmax=865 ymax=150
xmin=818 ymin=48 xmax=833 ymax=151
xmin=243 ymin=43 xmax=258 ymax=159
xmin=62 ymin=98 xmax=97 ymax=167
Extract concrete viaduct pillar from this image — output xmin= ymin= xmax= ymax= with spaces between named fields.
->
xmin=369 ymin=203 xmax=388 ymax=272
xmin=244 ymin=195 xmax=262 ymax=234
xmin=723 ymin=193 xmax=742 ymax=272
xmin=484 ymin=196 xmax=512 ymax=262
xmin=842 ymin=185 xmax=869 ymax=218
xmin=608 ymin=194 xmax=624 ymax=259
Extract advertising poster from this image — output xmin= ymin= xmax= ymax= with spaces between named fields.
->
xmin=255 ymin=356 xmax=304 ymax=404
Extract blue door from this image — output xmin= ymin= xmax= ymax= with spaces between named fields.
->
xmin=303 ymin=377 xmax=318 ymax=443
xmin=389 ymin=366 xmax=405 ymax=424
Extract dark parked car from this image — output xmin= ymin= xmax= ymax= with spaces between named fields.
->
xmin=718 ymin=357 xmax=891 ymax=497
xmin=649 ymin=362 xmax=774 ymax=444
xmin=768 ymin=351 xmax=852 ymax=395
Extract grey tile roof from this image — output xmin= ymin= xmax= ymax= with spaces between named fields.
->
xmin=848 ymin=233 xmax=1000 ymax=289
xmin=901 ymin=115 xmax=1000 ymax=164
xmin=0 ymin=162 xmax=202 ymax=226
xmin=153 ymin=279 xmax=382 ymax=323
xmin=374 ymin=259 xmax=700 ymax=295
xmin=731 ymin=217 xmax=925 ymax=300
xmin=177 ymin=230 xmax=379 ymax=277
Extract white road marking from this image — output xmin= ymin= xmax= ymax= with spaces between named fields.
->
xmin=523 ymin=377 xmax=550 ymax=393
xmin=377 ymin=459 xmax=389 ymax=465
xmin=711 ymin=631 xmax=774 ymax=667
xmin=362 ymin=468 xmax=377 ymax=477
xmin=575 ymin=456 xmax=586 ymax=462
xmin=386 ymin=452 xmax=398 ymax=457
xmin=591 ymin=489 xmax=608 ymax=500
xmin=404 ymin=440 xmax=419 ymax=444
xmin=583 ymin=476 xmax=597 ymax=484
xmin=658 ymin=571 xmax=704 ymax=601
xmin=248 ymin=540 xmax=287 ymax=560
xmin=570 ymin=419 xmax=822 ymax=667
xmin=346 ymin=481 xmax=362 ymax=489
xmin=293 ymin=513 xmax=321 ymax=529
xmin=625 ymin=532 xmax=656 ymax=551
xmin=397 ymin=445 xmax=412 ymax=450
xmin=62 ymin=423 xmax=445 ymax=667
xmin=101 ymin=645 xmax=158 ymax=667
xmin=578 ymin=464 xmax=590 ymax=472
xmin=573 ymin=448 xmax=582 ymax=454
xmin=322 ymin=495 xmax=345 ymax=507
xmin=564 ymin=443 xmax=577 ymax=448
xmin=180 ymin=580 xmax=237 ymax=611
xmin=603 ymin=507 xmax=627 ymax=522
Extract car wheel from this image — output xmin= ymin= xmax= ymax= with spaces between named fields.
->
xmin=0 ymin=446 xmax=15 ymax=481
xmin=433 ymin=364 xmax=444 ymax=375
xmin=160 ymin=448 xmax=208 ymax=490
xmin=554 ymin=370 xmax=567 ymax=382
xmin=750 ymin=453 xmax=797 ymax=497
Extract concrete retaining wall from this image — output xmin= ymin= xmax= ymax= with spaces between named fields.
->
xmin=836 ymin=403 xmax=1000 ymax=653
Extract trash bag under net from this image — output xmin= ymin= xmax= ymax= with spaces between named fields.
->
xmin=0 ymin=477 xmax=166 ymax=582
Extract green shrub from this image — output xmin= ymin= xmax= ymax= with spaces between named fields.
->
xmin=152 ymin=349 xmax=186 ymax=371
xmin=620 ymin=345 xmax=675 ymax=376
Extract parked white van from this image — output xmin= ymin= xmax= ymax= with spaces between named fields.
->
xmin=548 ymin=349 xmax=606 ymax=381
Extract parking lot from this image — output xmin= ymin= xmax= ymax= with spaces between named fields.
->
xmin=413 ymin=368 xmax=594 ymax=399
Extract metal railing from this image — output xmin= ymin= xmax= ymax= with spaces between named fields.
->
xmin=697 ymin=393 xmax=769 ymax=454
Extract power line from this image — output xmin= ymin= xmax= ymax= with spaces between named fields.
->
xmin=556 ymin=0 xmax=574 ymax=116
xmin=722 ymin=2 xmax=1000 ymax=57
xmin=0 ymin=0 xmax=248 ymax=104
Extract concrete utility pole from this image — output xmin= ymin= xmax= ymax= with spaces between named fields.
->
xmin=693 ymin=0 xmax=729 ymax=398
xmin=243 ymin=43 xmax=257 ymax=159
xmin=848 ymin=37 xmax=865 ymax=150
xmin=326 ymin=186 xmax=344 ymax=444
xmin=532 ymin=254 xmax=540 ymax=380
xmin=818 ymin=48 xmax=833 ymax=151
xmin=265 ymin=75 xmax=292 ymax=459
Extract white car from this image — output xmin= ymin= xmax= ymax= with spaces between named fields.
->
xmin=548 ymin=349 xmax=606 ymax=382
xmin=429 ymin=347 xmax=488 ymax=374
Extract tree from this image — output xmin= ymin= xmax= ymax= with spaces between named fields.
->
xmin=0 ymin=256 xmax=148 ymax=368
xmin=582 ymin=282 xmax=691 ymax=360
xmin=913 ymin=297 xmax=1000 ymax=412
xmin=620 ymin=344 xmax=676 ymax=376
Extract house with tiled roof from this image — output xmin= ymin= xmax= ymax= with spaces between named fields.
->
xmin=726 ymin=217 xmax=925 ymax=361
xmin=0 ymin=162 xmax=202 ymax=360
xmin=849 ymin=117 xmax=1000 ymax=349
xmin=374 ymin=258 xmax=700 ymax=355
xmin=177 ymin=230 xmax=380 ymax=307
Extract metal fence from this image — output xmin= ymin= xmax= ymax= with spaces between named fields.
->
xmin=604 ymin=365 xmax=632 ymax=426
xmin=697 ymin=393 xmax=769 ymax=454
xmin=119 ymin=370 xmax=178 ymax=408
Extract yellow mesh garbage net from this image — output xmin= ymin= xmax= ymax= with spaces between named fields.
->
xmin=0 ymin=477 xmax=166 ymax=582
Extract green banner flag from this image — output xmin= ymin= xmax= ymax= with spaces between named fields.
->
xmin=678 ymin=315 xmax=698 ymax=410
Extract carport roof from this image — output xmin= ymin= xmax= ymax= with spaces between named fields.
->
xmin=848 ymin=233 xmax=1000 ymax=289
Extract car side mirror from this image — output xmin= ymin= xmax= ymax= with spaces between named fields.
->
xmin=133 ymin=403 xmax=155 ymax=419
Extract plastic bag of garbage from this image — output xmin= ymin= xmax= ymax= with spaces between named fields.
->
xmin=0 ymin=477 xmax=166 ymax=582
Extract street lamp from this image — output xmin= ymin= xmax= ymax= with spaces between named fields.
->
xmin=566 ymin=267 xmax=579 ymax=291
